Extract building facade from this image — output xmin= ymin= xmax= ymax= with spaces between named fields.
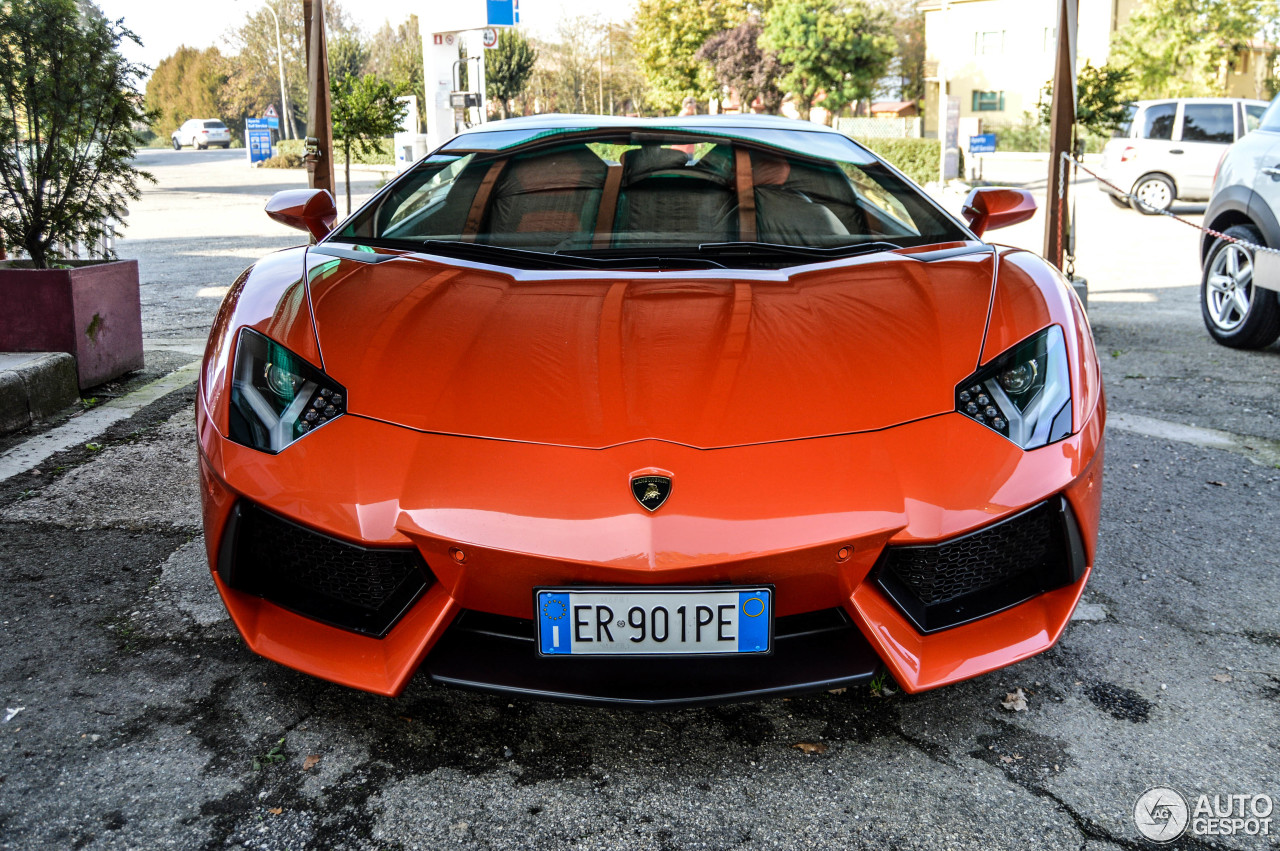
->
xmin=920 ymin=0 xmax=1271 ymax=137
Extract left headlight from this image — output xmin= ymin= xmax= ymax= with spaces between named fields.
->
xmin=955 ymin=325 xmax=1071 ymax=449
xmin=229 ymin=328 xmax=346 ymax=454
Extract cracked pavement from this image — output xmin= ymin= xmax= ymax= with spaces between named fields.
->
xmin=0 ymin=151 xmax=1277 ymax=850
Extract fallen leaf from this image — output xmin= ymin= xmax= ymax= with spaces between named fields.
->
xmin=398 ymin=715 xmax=413 ymax=723
xmin=792 ymin=742 xmax=827 ymax=755
xmin=302 ymin=754 xmax=320 ymax=771
xmin=1000 ymin=755 xmax=1013 ymax=763
xmin=1001 ymin=688 xmax=1028 ymax=711
xmin=268 ymin=808 xmax=283 ymax=815
xmin=1213 ymin=673 xmax=1233 ymax=683
xmin=827 ymin=688 xmax=847 ymax=695
xmin=3 ymin=708 xmax=24 ymax=724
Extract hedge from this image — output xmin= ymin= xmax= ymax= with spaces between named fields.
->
xmin=275 ymin=137 xmax=396 ymax=166
xmin=850 ymin=137 xmax=964 ymax=187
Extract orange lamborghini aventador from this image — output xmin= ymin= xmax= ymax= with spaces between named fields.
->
xmin=197 ymin=115 xmax=1104 ymax=706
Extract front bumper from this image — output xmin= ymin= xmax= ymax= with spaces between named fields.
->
xmin=197 ymin=397 xmax=1104 ymax=703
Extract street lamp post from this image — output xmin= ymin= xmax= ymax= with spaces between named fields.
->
xmin=261 ymin=3 xmax=294 ymax=140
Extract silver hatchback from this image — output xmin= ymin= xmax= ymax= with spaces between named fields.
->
xmin=1099 ymin=97 xmax=1267 ymax=214
xmin=1199 ymin=95 xmax=1280 ymax=348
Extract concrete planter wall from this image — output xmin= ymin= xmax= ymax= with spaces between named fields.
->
xmin=0 ymin=259 xmax=144 ymax=389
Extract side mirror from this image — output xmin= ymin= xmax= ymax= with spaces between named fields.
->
xmin=265 ymin=189 xmax=337 ymax=241
xmin=960 ymin=187 xmax=1036 ymax=237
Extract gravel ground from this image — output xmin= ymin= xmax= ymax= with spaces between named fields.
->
xmin=0 ymin=148 xmax=1276 ymax=851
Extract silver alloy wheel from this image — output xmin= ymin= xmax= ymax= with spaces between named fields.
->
xmin=1134 ymin=177 xmax=1172 ymax=212
xmin=1204 ymin=243 xmax=1254 ymax=332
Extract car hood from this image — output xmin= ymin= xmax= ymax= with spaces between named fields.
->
xmin=305 ymin=247 xmax=996 ymax=449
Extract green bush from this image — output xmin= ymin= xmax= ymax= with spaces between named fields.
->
xmin=984 ymin=111 xmax=1109 ymax=154
xmin=260 ymin=150 xmax=305 ymax=169
xmin=851 ymin=137 xmax=964 ymax=187
xmin=276 ymin=136 xmax=395 ymax=165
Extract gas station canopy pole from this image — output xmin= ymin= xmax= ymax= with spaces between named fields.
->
xmin=303 ymin=0 xmax=335 ymax=196
xmin=1043 ymin=0 xmax=1078 ymax=270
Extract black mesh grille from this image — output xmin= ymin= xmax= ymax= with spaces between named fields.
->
xmin=220 ymin=503 xmax=432 ymax=636
xmin=874 ymin=497 xmax=1086 ymax=633
xmin=886 ymin=502 xmax=1053 ymax=606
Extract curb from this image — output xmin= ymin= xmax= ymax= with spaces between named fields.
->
xmin=0 ymin=352 xmax=78 ymax=436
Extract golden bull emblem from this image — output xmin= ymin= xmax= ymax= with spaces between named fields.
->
xmin=631 ymin=475 xmax=672 ymax=511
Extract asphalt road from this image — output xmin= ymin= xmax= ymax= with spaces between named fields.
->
xmin=0 ymin=149 xmax=1277 ymax=851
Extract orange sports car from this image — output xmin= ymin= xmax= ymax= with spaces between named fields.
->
xmin=197 ymin=116 xmax=1104 ymax=706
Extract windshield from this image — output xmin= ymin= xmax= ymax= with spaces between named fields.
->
xmin=203 ymin=120 xmax=226 ymax=129
xmin=333 ymin=127 xmax=969 ymax=268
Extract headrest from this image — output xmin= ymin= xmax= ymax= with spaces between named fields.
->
xmin=753 ymin=155 xmax=791 ymax=187
xmin=621 ymin=146 xmax=692 ymax=184
xmin=498 ymin=145 xmax=607 ymax=195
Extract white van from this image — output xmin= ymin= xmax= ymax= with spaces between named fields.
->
xmin=1098 ymin=97 xmax=1267 ymax=213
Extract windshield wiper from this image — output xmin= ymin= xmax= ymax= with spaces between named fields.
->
xmin=695 ymin=241 xmax=902 ymax=260
xmin=327 ymin=238 xmax=727 ymax=271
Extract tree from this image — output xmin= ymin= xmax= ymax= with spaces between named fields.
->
xmin=366 ymin=16 xmax=425 ymax=131
xmin=328 ymin=30 xmax=368 ymax=82
xmin=1038 ymin=62 xmax=1134 ymax=137
xmin=330 ymin=73 xmax=406 ymax=214
xmin=146 ymin=47 xmax=228 ymax=135
xmin=695 ymin=18 xmax=785 ymax=114
xmin=527 ymin=19 xmax=647 ymax=116
xmin=882 ymin=0 xmax=925 ymax=104
xmin=222 ymin=0 xmax=355 ymax=141
xmin=0 ymin=0 xmax=151 ymax=268
xmin=762 ymin=0 xmax=896 ymax=123
xmin=487 ymin=28 xmax=537 ymax=119
xmin=633 ymin=0 xmax=750 ymax=114
xmin=1111 ymin=0 xmax=1280 ymax=97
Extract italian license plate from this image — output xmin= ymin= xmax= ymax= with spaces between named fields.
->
xmin=535 ymin=587 xmax=772 ymax=656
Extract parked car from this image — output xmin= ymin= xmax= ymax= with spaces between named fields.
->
xmin=1099 ymin=97 xmax=1268 ymax=213
xmin=197 ymin=115 xmax=1104 ymax=705
xmin=1200 ymin=95 xmax=1280 ymax=349
xmin=171 ymin=118 xmax=231 ymax=150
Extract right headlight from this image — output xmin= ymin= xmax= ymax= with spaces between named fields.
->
xmin=955 ymin=325 xmax=1072 ymax=449
xmin=229 ymin=327 xmax=346 ymax=454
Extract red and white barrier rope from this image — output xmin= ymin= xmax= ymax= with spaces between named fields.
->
xmin=1064 ymin=151 xmax=1280 ymax=257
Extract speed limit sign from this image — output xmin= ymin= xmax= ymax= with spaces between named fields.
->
xmin=482 ymin=27 xmax=499 ymax=49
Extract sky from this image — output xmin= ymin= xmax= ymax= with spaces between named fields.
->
xmin=97 ymin=0 xmax=635 ymax=72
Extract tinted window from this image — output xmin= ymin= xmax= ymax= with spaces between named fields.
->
xmin=1141 ymin=103 xmax=1176 ymax=140
xmin=203 ymin=120 xmax=226 ymax=129
xmin=1112 ymin=103 xmax=1137 ymax=138
xmin=1180 ymin=104 xmax=1233 ymax=143
xmin=1246 ymin=104 xmax=1267 ymax=133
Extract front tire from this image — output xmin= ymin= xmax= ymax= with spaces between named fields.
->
xmin=1130 ymin=174 xmax=1174 ymax=214
xmin=171 ymin=136 xmax=181 ymax=150
xmin=1201 ymin=224 xmax=1280 ymax=349
xmin=1106 ymin=192 xmax=1129 ymax=209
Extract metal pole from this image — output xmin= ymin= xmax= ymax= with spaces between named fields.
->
xmin=1044 ymin=0 xmax=1078 ymax=268
xmin=263 ymin=4 xmax=294 ymax=140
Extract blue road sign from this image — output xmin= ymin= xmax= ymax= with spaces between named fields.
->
xmin=969 ymin=133 xmax=997 ymax=154
xmin=487 ymin=0 xmax=518 ymax=26
xmin=246 ymin=117 xmax=272 ymax=131
xmin=246 ymin=125 xmax=273 ymax=164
